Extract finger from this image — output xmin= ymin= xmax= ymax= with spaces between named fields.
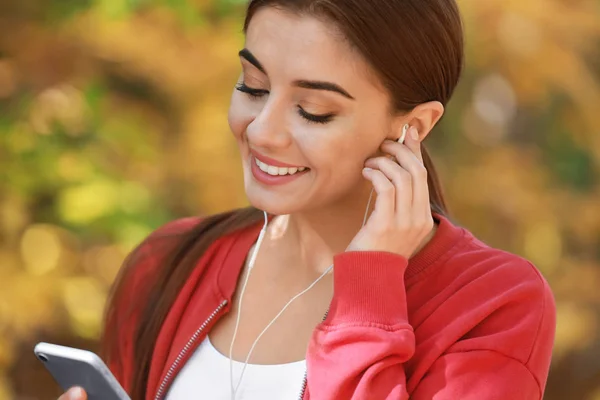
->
xmin=379 ymin=141 xmax=426 ymax=201
xmin=61 ymin=387 xmax=86 ymax=400
xmin=403 ymin=126 xmax=424 ymax=163
xmin=78 ymin=387 xmax=88 ymax=400
xmin=380 ymin=139 xmax=422 ymax=175
xmin=362 ymin=168 xmax=395 ymax=222
xmin=364 ymin=157 xmax=412 ymax=215
xmin=401 ymin=129 xmax=431 ymax=219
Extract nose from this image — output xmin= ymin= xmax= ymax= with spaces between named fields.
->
xmin=245 ymin=96 xmax=293 ymax=149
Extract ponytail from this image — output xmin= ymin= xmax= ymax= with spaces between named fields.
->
xmin=422 ymin=145 xmax=448 ymax=216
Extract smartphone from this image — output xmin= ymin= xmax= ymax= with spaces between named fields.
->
xmin=34 ymin=342 xmax=131 ymax=400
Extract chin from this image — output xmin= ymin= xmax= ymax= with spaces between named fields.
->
xmin=240 ymin=161 xmax=310 ymax=215
xmin=244 ymin=184 xmax=304 ymax=216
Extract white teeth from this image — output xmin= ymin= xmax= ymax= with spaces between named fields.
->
xmin=254 ymin=158 xmax=307 ymax=176
xmin=257 ymin=161 xmax=269 ymax=173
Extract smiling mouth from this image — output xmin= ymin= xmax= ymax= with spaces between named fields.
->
xmin=253 ymin=157 xmax=309 ymax=176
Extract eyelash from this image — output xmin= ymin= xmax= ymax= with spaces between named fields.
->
xmin=235 ymin=83 xmax=335 ymax=125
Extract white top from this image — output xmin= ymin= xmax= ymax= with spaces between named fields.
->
xmin=165 ymin=336 xmax=307 ymax=400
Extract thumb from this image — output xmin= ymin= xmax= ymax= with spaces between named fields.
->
xmin=64 ymin=387 xmax=87 ymax=400
xmin=404 ymin=126 xmax=424 ymax=162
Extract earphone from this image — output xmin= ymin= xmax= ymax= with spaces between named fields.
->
xmin=398 ymin=123 xmax=408 ymax=144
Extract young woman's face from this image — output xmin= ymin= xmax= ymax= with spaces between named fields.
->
xmin=228 ymin=7 xmax=396 ymax=215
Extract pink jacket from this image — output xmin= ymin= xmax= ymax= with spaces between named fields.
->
xmin=109 ymin=213 xmax=555 ymax=399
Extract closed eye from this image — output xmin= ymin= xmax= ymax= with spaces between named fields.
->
xmin=236 ymin=82 xmax=335 ymax=124
xmin=298 ymin=107 xmax=334 ymax=124
xmin=235 ymin=82 xmax=268 ymax=98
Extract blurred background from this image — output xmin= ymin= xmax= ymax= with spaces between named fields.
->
xmin=0 ymin=0 xmax=599 ymax=398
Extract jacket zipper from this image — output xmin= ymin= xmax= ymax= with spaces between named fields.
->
xmin=154 ymin=300 xmax=228 ymax=400
xmin=297 ymin=307 xmax=330 ymax=400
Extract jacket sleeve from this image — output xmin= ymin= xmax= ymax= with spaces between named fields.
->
xmin=306 ymin=252 xmax=413 ymax=400
xmin=305 ymin=251 xmax=555 ymax=400
xmin=412 ymin=264 xmax=555 ymax=400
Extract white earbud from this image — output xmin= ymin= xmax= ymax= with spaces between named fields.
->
xmin=398 ymin=124 xmax=409 ymax=144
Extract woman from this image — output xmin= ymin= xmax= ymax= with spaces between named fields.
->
xmin=59 ymin=0 xmax=556 ymax=399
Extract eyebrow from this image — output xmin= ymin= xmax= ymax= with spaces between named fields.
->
xmin=293 ymin=80 xmax=355 ymax=100
xmin=239 ymin=48 xmax=266 ymax=74
xmin=238 ymin=48 xmax=356 ymax=101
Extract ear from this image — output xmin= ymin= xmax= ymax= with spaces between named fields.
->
xmin=408 ymin=101 xmax=444 ymax=140
xmin=391 ymin=101 xmax=445 ymax=141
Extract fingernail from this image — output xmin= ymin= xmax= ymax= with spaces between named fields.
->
xmin=410 ymin=127 xmax=419 ymax=141
xmin=363 ymin=167 xmax=373 ymax=172
xmin=68 ymin=387 xmax=84 ymax=400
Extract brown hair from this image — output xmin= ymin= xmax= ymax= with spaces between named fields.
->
xmin=102 ymin=1 xmax=464 ymax=398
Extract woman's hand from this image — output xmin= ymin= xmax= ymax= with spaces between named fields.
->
xmin=58 ymin=387 xmax=87 ymax=400
xmin=346 ymin=126 xmax=434 ymax=258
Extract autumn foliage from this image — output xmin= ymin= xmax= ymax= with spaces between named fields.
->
xmin=0 ymin=0 xmax=599 ymax=398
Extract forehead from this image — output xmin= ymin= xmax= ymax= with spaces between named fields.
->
xmin=245 ymin=7 xmax=378 ymax=88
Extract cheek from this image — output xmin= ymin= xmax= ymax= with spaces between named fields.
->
xmin=228 ymin=93 xmax=255 ymax=140
xmin=301 ymin=123 xmax=366 ymax=176
xmin=350 ymin=112 xmax=391 ymax=162
xmin=329 ymin=119 xmax=376 ymax=163
xmin=311 ymin=118 xmax=386 ymax=189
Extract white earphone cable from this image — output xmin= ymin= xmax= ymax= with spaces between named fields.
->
xmin=231 ymin=260 xmax=333 ymax=397
xmin=229 ymin=211 xmax=268 ymax=398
